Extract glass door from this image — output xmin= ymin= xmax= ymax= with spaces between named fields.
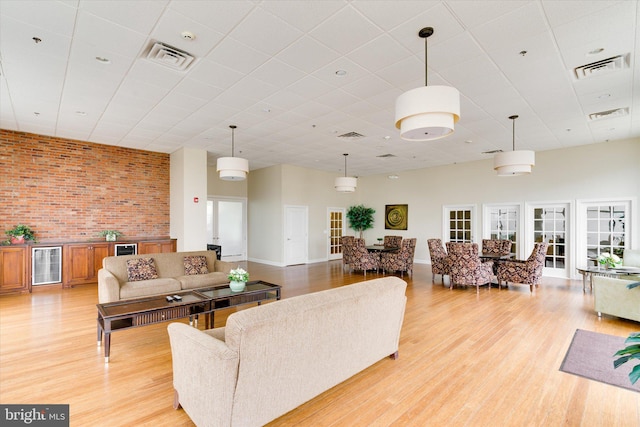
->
xmin=577 ymin=200 xmax=631 ymax=267
xmin=443 ymin=205 xmax=476 ymax=243
xmin=207 ymin=197 xmax=247 ymax=262
xmin=484 ymin=204 xmax=520 ymax=256
xmin=528 ymin=203 xmax=570 ymax=278
xmin=328 ymin=208 xmax=346 ymax=261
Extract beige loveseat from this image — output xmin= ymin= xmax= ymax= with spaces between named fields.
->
xmin=167 ymin=276 xmax=407 ymax=427
xmin=98 ymin=250 xmax=233 ymax=303
xmin=594 ymin=276 xmax=640 ymax=322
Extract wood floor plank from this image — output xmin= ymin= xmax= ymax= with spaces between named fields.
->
xmin=1 ymin=261 xmax=639 ymax=426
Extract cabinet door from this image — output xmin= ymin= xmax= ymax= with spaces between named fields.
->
xmin=92 ymin=243 xmax=111 ymax=278
xmin=138 ymin=240 xmax=176 ymax=254
xmin=64 ymin=243 xmax=112 ymax=287
xmin=0 ymin=247 xmax=29 ymax=294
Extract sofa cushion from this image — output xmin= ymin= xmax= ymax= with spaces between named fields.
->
xmin=177 ymin=272 xmax=229 ymax=290
xmin=126 ymin=258 xmax=158 ymax=282
xmin=184 ymin=255 xmax=209 ymax=275
xmin=120 ymin=278 xmax=182 ymax=300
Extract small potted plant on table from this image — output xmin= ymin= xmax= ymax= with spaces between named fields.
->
xmin=6 ymin=224 xmax=37 ymax=244
xmin=228 ymin=267 xmax=249 ymax=292
xmin=99 ymin=230 xmax=123 ymax=242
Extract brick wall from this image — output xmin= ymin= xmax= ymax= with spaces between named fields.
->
xmin=0 ymin=129 xmax=170 ymax=242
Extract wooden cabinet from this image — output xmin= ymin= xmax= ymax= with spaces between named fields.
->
xmin=138 ymin=239 xmax=177 ymax=254
xmin=63 ymin=243 xmax=111 ymax=287
xmin=0 ymin=246 xmax=29 ymax=294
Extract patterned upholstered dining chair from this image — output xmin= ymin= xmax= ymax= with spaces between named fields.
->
xmin=340 ymin=236 xmax=355 ymax=272
xmin=383 ymin=235 xmax=403 ymax=248
xmin=427 ymin=238 xmax=451 ymax=283
xmin=482 ymin=239 xmax=512 ymax=256
xmin=381 ymin=238 xmax=417 ymax=277
xmin=496 ymin=242 xmax=549 ymax=292
xmin=447 ymin=242 xmax=494 ymax=293
xmin=349 ymin=238 xmax=380 ymax=276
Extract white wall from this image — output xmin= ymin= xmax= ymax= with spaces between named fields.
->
xmin=207 ymin=138 xmax=639 ymax=270
xmin=170 ymin=148 xmax=208 ymax=251
xmin=358 ymin=138 xmax=640 ymax=265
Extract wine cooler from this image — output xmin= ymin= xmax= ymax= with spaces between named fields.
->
xmin=32 ymin=247 xmax=62 ymax=285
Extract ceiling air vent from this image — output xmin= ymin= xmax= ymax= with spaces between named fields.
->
xmin=146 ymin=42 xmax=195 ymax=71
xmin=337 ymin=131 xmax=365 ymax=139
xmin=588 ymin=107 xmax=629 ymax=121
xmin=376 ymin=154 xmax=396 ymax=158
xmin=574 ymin=54 xmax=629 ymax=80
xmin=482 ymin=149 xmax=503 ymax=154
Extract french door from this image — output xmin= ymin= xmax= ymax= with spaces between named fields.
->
xmin=327 ymin=208 xmax=346 ymax=261
xmin=443 ymin=205 xmax=476 ymax=243
xmin=483 ymin=204 xmax=521 ymax=256
xmin=577 ymin=199 xmax=632 ymax=268
xmin=526 ymin=202 xmax=571 ymax=278
xmin=206 ymin=197 xmax=247 ymax=262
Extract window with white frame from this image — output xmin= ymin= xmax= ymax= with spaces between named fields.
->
xmin=444 ymin=206 xmax=475 ymax=243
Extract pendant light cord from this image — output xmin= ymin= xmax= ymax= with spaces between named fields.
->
xmin=509 ymin=115 xmax=518 ymax=151
xmin=343 ymin=153 xmax=348 ymax=177
xmin=419 ymin=27 xmax=434 ymax=87
xmin=230 ymin=125 xmax=237 ymax=157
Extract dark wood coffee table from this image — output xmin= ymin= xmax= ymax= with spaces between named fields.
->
xmin=96 ymin=280 xmax=281 ymax=363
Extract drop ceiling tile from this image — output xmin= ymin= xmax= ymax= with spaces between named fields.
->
xmin=0 ymin=0 xmax=77 ymax=37
xmin=228 ymin=7 xmax=303 ymax=56
xmin=275 ymin=36 xmax=341 ymax=75
xmin=80 ymin=0 xmax=168 ymax=34
xmin=204 ymin=37 xmax=270 ymax=74
xmin=250 ymin=58 xmax=307 ymax=88
xmin=168 ymin=0 xmax=255 ymax=34
xmin=188 ymin=59 xmax=245 ymax=89
xmin=352 ymin=0 xmax=439 ymax=31
xmin=309 ymin=5 xmax=381 ymax=55
xmin=74 ymin=10 xmax=148 ymax=57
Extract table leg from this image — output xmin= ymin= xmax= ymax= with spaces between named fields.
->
xmin=97 ymin=317 xmax=102 ymax=346
xmin=104 ymin=332 xmax=111 ymax=363
xmin=582 ymin=272 xmax=588 ymax=292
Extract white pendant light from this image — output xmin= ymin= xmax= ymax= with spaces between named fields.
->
xmin=335 ymin=153 xmax=357 ymax=192
xmin=217 ymin=125 xmax=249 ymax=181
xmin=395 ymin=27 xmax=460 ymax=141
xmin=493 ymin=115 xmax=535 ymax=176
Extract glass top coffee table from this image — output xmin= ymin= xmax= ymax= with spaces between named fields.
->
xmin=576 ymin=266 xmax=640 ymax=292
xmin=97 ymin=280 xmax=281 ymax=363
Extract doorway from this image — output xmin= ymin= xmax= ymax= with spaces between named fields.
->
xmin=206 ymin=197 xmax=247 ymax=262
xmin=327 ymin=207 xmax=346 ymax=261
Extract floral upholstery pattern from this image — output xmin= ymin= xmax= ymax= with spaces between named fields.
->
xmin=383 ymin=235 xmax=403 ymax=248
xmin=482 ymin=239 xmax=512 ymax=256
xmin=350 ymin=238 xmax=380 ymax=275
xmin=381 ymin=238 xmax=417 ymax=277
xmin=183 ymin=256 xmax=209 ymax=275
xmin=427 ymin=238 xmax=451 ymax=282
xmin=447 ymin=242 xmax=494 ymax=292
xmin=496 ymin=242 xmax=549 ymax=292
xmin=126 ymin=257 xmax=158 ymax=282
xmin=340 ymin=236 xmax=355 ymax=271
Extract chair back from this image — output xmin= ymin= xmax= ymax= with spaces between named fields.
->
xmin=428 ymin=238 xmax=450 ymax=276
xmin=340 ymin=236 xmax=355 ymax=264
xmin=482 ymin=239 xmax=512 ymax=256
xmin=350 ymin=238 xmax=379 ymax=273
xmin=447 ymin=242 xmax=494 ymax=288
xmin=384 ymin=235 xmax=402 ymax=248
xmin=528 ymin=242 xmax=549 ymax=276
xmin=381 ymin=238 xmax=416 ymax=276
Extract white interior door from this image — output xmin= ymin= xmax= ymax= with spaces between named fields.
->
xmin=284 ymin=205 xmax=308 ymax=266
xmin=207 ymin=197 xmax=247 ymax=262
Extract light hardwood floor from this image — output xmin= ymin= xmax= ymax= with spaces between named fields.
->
xmin=1 ymin=261 xmax=639 ymax=426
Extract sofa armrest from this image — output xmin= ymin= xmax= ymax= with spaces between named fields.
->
xmin=98 ymin=268 xmax=121 ymax=304
xmin=167 ymin=323 xmax=239 ymax=427
xmin=214 ymin=259 xmax=234 ymax=275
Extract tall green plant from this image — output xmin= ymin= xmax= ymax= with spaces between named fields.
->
xmin=614 ymin=331 xmax=640 ymax=385
xmin=346 ymin=205 xmax=375 ymax=239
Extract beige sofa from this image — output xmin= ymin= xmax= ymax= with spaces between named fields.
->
xmin=98 ymin=250 xmax=233 ymax=303
xmin=167 ymin=276 xmax=407 ymax=427
xmin=594 ymin=276 xmax=640 ymax=322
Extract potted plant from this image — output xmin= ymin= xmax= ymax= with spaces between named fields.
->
xmin=614 ymin=331 xmax=640 ymax=385
xmin=99 ymin=230 xmax=122 ymax=242
xmin=346 ymin=205 xmax=375 ymax=239
xmin=6 ymin=224 xmax=37 ymax=244
xmin=228 ymin=267 xmax=249 ymax=292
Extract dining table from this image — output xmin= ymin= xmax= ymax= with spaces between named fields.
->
xmin=365 ymin=245 xmax=399 ymax=269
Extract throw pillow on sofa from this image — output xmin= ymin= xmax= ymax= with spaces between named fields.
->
xmin=184 ymin=256 xmax=209 ymax=275
xmin=126 ymin=258 xmax=159 ymax=282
